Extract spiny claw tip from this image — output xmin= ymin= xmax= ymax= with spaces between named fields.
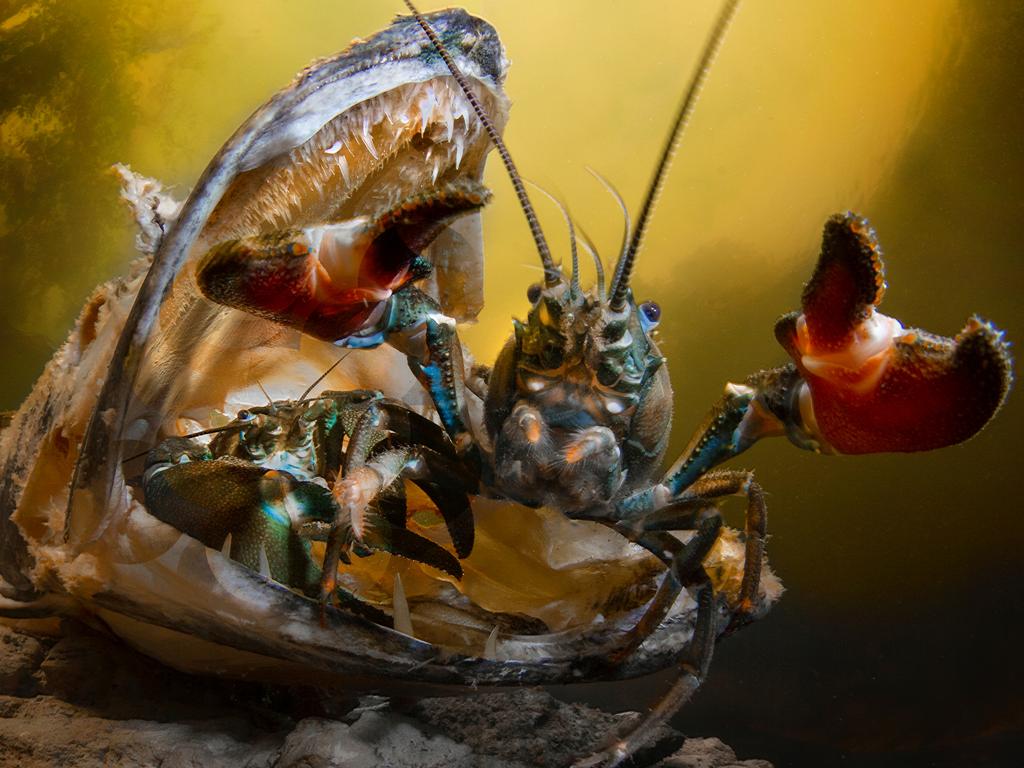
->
xmin=951 ymin=314 xmax=1014 ymax=405
xmin=801 ymin=212 xmax=886 ymax=352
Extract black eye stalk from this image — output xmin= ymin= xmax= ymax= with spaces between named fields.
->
xmin=527 ymin=283 xmax=542 ymax=304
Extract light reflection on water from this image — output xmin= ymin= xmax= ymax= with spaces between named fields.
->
xmin=1 ymin=1 xmax=1020 ymax=765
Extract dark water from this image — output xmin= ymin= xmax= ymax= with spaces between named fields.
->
xmin=2 ymin=1 xmax=1022 ymax=765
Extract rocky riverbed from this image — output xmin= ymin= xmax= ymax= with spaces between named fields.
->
xmin=0 ymin=621 xmax=771 ymax=768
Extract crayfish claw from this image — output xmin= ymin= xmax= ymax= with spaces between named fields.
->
xmin=776 ymin=213 xmax=1013 ymax=454
xmin=366 ymin=525 xmax=464 ymax=580
xmin=799 ymin=212 xmax=886 ymax=351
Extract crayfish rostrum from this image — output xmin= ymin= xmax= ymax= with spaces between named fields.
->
xmin=0 ymin=3 xmax=1012 ymax=767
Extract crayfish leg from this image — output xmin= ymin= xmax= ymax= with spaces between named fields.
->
xmin=315 ymin=401 xmax=472 ymax=620
xmin=610 ymin=470 xmax=767 ymax=662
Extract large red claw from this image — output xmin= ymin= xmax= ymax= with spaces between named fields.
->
xmin=198 ymin=222 xmax=399 ymax=343
xmin=197 ymin=179 xmax=489 ymax=344
xmin=776 ymin=212 xmax=1013 ymax=454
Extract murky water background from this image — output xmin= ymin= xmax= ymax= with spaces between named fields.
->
xmin=2 ymin=1 xmax=1022 ymax=765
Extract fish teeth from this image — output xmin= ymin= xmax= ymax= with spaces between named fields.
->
xmin=156 ymin=533 xmax=193 ymax=574
xmin=221 ymin=532 xmax=233 ymax=558
xmin=419 ymin=85 xmax=438 ymax=135
xmin=484 ymin=626 xmax=499 ymax=660
xmin=419 ymin=101 xmax=431 ymax=135
xmin=444 ymin=110 xmax=454 ymax=142
xmin=452 ymin=95 xmax=470 ymax=131
xmin=392 ymin=573 xmax=414 ymax=637
xmin=202 ymin=546 xmax=273 ymax=614
xmin=338 ymin=155 xmax=350 ymax=186
xmin=360 ymin=115 xmax=378 ymax=159
xmin=258 ymin=544 xmax=272 ymax=580
xmin=454 ymin=133 xmax=465 ymax=169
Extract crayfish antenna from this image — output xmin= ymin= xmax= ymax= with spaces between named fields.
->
xmin=298 ymin=351 xmax=350 ymax=401
xmin=609 ymin=0 xmax=742 ymax=310
xmin=255 ymin=379 xmax=274 ymax=406
xmin=585 ymin=166 xmax=632 ymax=302
xmin=402 ymin=0 xmax=560 ymax=286
xmin=576 ymin=224 xmax=606 ymax=302
xmin=526 ymin=179 xmax=581 ymax=296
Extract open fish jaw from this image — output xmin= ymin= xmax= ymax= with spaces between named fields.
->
xmin=0 ymin=9 xmax=779 ymax=688
xmin=212 ymin=77 xmax=501 ymax=241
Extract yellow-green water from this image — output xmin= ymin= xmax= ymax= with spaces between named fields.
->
xmin=2 ymin=1 xmax=1021 ymax=764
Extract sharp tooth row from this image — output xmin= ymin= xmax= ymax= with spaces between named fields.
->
xmin=232 ymin=79 xmax=488 ymax=235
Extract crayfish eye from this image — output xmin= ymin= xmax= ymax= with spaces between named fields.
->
xmin=527 ymin=283 xmax=542 ymax=304
xmin=541 ymin=344 xmax=563 ymax=369
xmin=237 ymin=409 xmax=254 ymax=422
xmin=597 ymin=361 xmax=620 ymax=387
xmin=639 ymin=301 xmax=661 ymax=331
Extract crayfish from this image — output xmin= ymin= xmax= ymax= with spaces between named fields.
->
xmin=0 ymin=3 xmax=1012 ymax=767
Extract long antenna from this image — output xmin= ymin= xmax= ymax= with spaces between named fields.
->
xmin=120 ymin=423 xmax=239 ymax=464
xmin=527 ymin=180 xmax=580 ymax=296
xmin=576 ymin=224 xmax=606 ymax=302
xmin=402 ymin=0 xmax=560 ymax=286
xmin=255 ymin=379 xmax=274 ymax=406
xmin=586 ymin=166 xmax=632 ymax=300
xmin=299 ymin=351 xmax=350 ymax=400
xmin=608 ymin=0 xmax=741 ymax=310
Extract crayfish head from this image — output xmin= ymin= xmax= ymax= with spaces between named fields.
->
xmin=204 ymin=400 xmax=319 ymax=474
xmin=487 ymin=276 xmax=672 ymax=513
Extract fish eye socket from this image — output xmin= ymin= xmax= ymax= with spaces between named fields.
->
xmin=639 ymin=301 xmax=661 ymax=329
xmin=527 ymin=283 xmax=542 ymax=304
